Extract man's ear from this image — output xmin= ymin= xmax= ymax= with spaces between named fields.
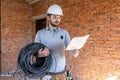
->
xmin=46 ymin=16 xmax=50 ymax=21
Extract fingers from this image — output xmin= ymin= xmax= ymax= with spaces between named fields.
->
xmin=38 ymin=49 xmax=43 ymax=54
xmin=44 ymin=47 xmax=50 ymax=56
xmin=37 ymin=47 xmax=50 ymax=57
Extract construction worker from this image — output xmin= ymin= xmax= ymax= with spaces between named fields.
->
xmin=34 ymin=4 xmax=79 ymax=80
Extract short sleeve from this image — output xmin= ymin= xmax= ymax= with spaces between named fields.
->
xmin=34 ymin=31 xmax=41 ymax=43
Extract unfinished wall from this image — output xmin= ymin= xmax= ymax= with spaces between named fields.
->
xmin=32 ymin=0 xmax=120 ymax=80
xmin=0 ymin=0 xmax=1 ymax=73
xmin=0 ymin=0 xmax=120 ymax=80
xmin=1 ymin=0 xmax=33 ymax=73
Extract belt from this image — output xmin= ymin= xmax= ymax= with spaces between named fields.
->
xmin=46 ymin=68 xmax=66 ymax=75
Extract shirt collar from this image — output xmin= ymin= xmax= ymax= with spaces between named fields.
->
xmin=46 ymin=26 xmax=62 ymax=31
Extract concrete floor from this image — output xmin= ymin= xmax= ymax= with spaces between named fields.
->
xmin=0 ymin=73 xmax=41 ymax=80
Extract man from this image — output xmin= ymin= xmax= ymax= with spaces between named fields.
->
xmin=34 ymin=4 xmax=79 ymax=80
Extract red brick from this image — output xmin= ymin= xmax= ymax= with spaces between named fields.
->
xmin=1 ymin=0 xmax=32 ymax=72
xmin=1 ymin=0 xmax=120 ymax=80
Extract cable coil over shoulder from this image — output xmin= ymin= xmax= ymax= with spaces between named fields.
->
xmin=17 ymin=43 xmax=52 ymax=79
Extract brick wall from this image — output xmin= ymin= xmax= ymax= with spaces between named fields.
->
xmin=1 ymin=0 xmax=120 ymax=80
xmin=0 ymin=0 xmax=1 ymax=73
xmin=1 ymin=0 xmax=33 ymax=73
xmin=32 ymin=0 xmax=120 ymax=80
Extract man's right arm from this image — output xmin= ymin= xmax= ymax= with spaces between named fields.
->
xmin=34 ymin=31 xmax=41 ymax=43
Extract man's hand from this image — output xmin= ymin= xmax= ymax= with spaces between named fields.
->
xmin=68 ymin=49 xmax=79 ymax=57
xmin=37 ymin=47 xmax=50 ymax=57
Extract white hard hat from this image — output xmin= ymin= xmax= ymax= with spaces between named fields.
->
xmin=47 ymin=4 xmax=63 ymax=16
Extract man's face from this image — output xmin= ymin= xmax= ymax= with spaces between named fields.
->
xmin=48 ymin=14 xmax=62 ymax=27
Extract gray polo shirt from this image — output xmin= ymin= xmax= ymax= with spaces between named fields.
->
xmin=34 ymin=26 xmax=71 ymax=73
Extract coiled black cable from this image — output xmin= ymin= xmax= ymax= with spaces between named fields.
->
xmin=17 ymin=43 xmax=53 ymax=79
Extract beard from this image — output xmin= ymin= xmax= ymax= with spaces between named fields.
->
xmin=50 ymin=21 xmax=60 ymax=27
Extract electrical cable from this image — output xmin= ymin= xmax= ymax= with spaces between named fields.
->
xmin=17 ymin=43 xmax=53 ymax=79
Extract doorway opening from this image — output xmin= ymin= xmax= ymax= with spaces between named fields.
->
xmin=36 ymin=18 xmax=46 ymax=33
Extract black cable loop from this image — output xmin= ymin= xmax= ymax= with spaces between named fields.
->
xmin=17 ymin=43 xmax=53 ymax=79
